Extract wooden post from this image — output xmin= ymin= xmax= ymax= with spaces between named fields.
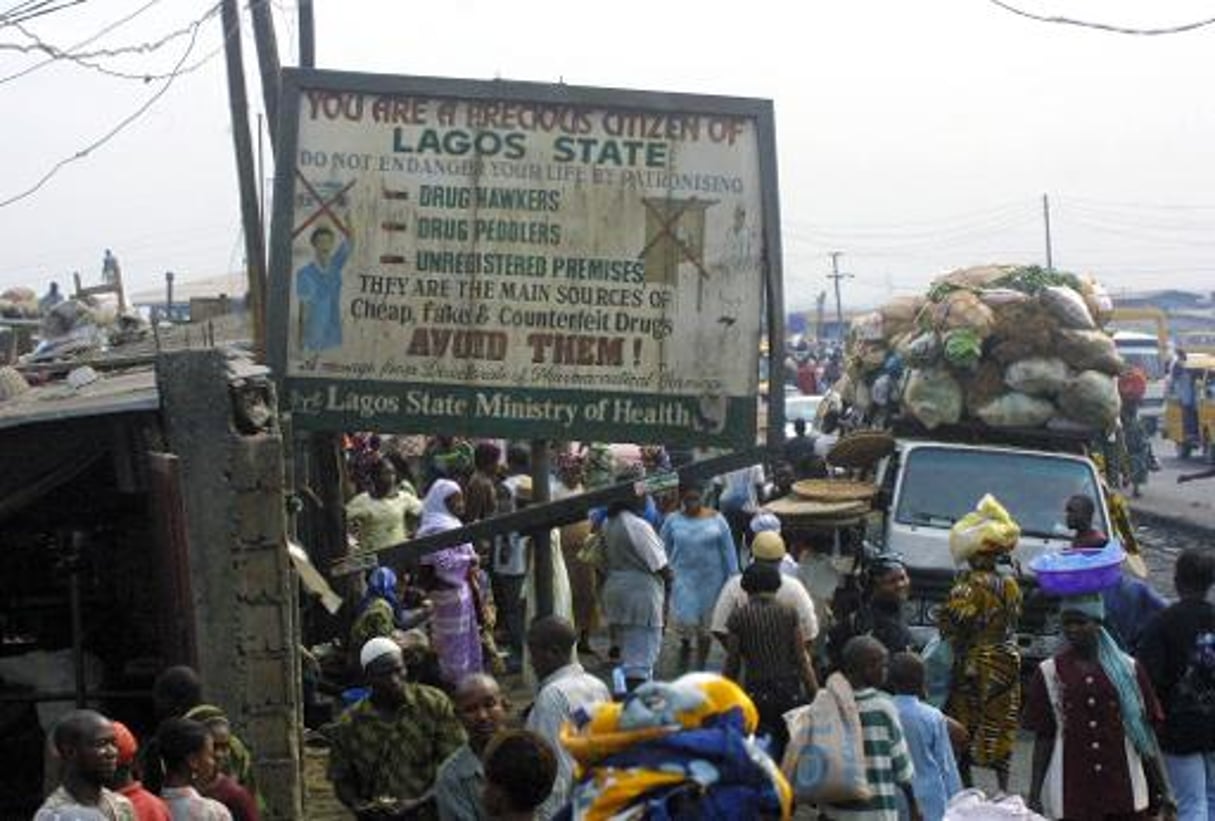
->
xmin=248 ymin=0 xmax=281 ymax=146
xmin=220 ymin=0 xmax=268 ymax=361
xmin=298 ymin=0 xmax=315 ymax=68
xmin=530 ymin=440 xmax=553 ymax=619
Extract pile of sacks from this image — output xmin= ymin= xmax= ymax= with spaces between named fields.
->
xmin=0 ymin=287 xmax=41 ymax=319
xmin=839 ymin=265 xmax=1123 ymax=432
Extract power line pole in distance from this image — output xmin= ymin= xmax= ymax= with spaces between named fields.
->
xmin=828 ymin=251 xmax=854 ymax=342
xmin=1043 ymin=193 xmax=1054 ymax=272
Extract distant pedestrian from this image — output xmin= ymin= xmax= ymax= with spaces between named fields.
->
xmin=345 ymin=458 xmax=422 ymax=552
xmin=1137 ymin=549 xmax=1215 ymax=821
xmin=722 ymin=561 xmax=817 ymax=760
xmin=939 ymin=522 xmax=1021 ymax=791
xmin=350 ymin=566 xmax=431 ymax=657
xmin=417 ymin=479 xmax=484 ymax=686
xmin=327 ymin=637 xmax=466 ymax=820
xmin=480 ymin=730 xmax=558 ymax=821
xmin=711 ymin=531 xmax=818 ymax=654
xmin=784 ymin=417 xmax=821 ymax=479
xmin=36 ymin=709 xmax=137 ymax=821
xmin=109 ymin=720 xmax=170 ymax=821
xmin=661 ymin=482 xmax=739 ymax=671
xmin=525 ymin=616 xmax=610 ymax=820
xmin=435 ymin=674 xmax=507 ymax=821
xmin=821 ymin=637 xmax=921 ymax=821
xmin=1024 ymin=594 xmax=1176 ymax=820
xmin=716 ymin=463 xmax=765 ymax=554
xmin=599 ymin=493 xmax=672 ymax=690
xmin=195 ymin=714 xmax=259 ymax=821
xmin=156 ymin=718 xmax=232 ymax=821
xmin=144 ymin=668 xmax=256 ymax=799
xmin=40 ymin=281 xmax=63 ymax=313
xmin=888 ymin=653 xmax=963 ymax=821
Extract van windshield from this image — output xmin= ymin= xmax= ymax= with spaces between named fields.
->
xmin=895 ymin=447 xmax=1106 ymax=539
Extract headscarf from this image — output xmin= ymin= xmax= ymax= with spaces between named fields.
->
xmin=1061 ymin=593 xmax=1156 ymax=758
xmin=749 ymin=511 xmax=782 ymax=535
xmin=358 ymin=566 xmax=399 ymax=616
xmin=417 ymin=479 xmax=463 ymax=536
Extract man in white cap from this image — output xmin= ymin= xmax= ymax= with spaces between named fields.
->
xmin=710 ymin=530 xmax=818 ymax=651
xmin=327 ymin=637 xmax=466 ymax=820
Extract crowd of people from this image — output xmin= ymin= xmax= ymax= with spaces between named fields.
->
xmin=33 ymin=425 xmax=1215 ymax=820
xmin=34 ymin=666 xmax=260 ymax=820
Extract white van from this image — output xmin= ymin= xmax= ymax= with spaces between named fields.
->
xmin=871 ymin=439 xmax=1111 ymax=662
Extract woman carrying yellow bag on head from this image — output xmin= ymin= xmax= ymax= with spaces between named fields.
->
xmin=939 ymin=494 xmax=1023 ymax=793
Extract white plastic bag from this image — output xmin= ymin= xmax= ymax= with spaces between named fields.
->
xmin=903 ymin=368 xmax=963 ymax=429
xmin=976 ymin=392 xmax=1056 ymax=428
xmin=781 ymin=672 xmax=871 ymax=803
xmin=1004 ymin=357 xmax=1069 ymax=397
xmin=944 ymin=788 xmax=1046 ymax=820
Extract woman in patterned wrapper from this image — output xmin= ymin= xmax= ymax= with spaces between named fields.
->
xmin=939 ymin=512 xmax=1022 ymax=792
xmin=417 ymin=479 xmax=483 ymax=688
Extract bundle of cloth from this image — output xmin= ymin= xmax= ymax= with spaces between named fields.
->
xmin=556 ymin=672 xmax=792 ymax=820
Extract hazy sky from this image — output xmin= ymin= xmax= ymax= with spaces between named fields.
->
xmin=2 ymin=0 xmax=1213 ymax=313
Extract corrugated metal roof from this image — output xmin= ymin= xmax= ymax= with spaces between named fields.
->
xmin=0 ymin=368 xmax=158 ymax=431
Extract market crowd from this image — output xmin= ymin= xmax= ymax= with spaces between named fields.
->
xmin=37 ymin=431 xmax=1215 ymax=821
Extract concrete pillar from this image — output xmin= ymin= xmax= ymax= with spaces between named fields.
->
xmin=158 ymin=349 xmax=302 ymax=818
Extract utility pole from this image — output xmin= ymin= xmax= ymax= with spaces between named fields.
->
xmin=828 ymin=252 xmax=853 ymax=341
xmin=248 ymin=0 xmax=281 ymax=146
xmin=814 ymin=290 xmax=826 ymax=342
xmin=298 ymin=0 xmax=315 ymax=68
xmin=220 ymin=0 xmax=267 ymax=360
xmin=1043 ymin=193 xmax=1054 ymax=272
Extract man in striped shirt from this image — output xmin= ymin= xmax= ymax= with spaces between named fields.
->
xmin=824 ymin=636 xmax=922 ymax=821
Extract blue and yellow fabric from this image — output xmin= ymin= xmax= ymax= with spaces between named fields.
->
xmin=557 ymin=673 xmax=793 ymax=820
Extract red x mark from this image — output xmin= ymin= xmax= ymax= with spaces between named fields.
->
xmin=292 ymin=174 xmax=356 ymax=239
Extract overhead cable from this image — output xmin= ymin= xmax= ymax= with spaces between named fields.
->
xmin=986 ymin=0 xmax=1215 ymax=35
xmin=0 ymin=14 xmax=202 ymax=209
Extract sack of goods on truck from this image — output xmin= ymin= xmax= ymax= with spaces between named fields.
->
xmin=838 ymin=264 xmax=1123 ymax=432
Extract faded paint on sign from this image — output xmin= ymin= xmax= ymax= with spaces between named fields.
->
xmin=271 ymin=76 xmax=776 ymax=446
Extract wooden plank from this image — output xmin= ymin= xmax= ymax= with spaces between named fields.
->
xmin=332 ymin=446 xmax=773 ymax=576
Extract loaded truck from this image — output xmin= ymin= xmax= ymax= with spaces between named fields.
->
xmin=867 ymin=430 xmax=1111 ymax=663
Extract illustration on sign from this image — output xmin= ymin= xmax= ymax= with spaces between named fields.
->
xmin=268 ymin=72 xmax=781 ymax=447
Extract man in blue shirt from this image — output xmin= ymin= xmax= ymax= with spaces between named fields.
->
xmin=296 ymin=224 xmax=350 ymax=352
xmin=888 ymin=652 xmax=963 ymax=821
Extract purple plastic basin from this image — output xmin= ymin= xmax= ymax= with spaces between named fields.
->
xmin=1028 ymin=542 xmax=1126 ymax=597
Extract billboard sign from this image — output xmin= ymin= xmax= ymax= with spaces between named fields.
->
xmin=269 ymin=70 xmax=783 ymax=447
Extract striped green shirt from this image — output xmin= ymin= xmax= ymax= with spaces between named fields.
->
xmin=824 ymin=688 xmax=915 ymax=821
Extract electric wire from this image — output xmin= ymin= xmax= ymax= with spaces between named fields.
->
xmin=0 ymin=0 xmax=164 ymax=85
xmin=986 ymin=0 xmax=1215 ymax=36
xmin=0 ymin=12 xmax=202 ymax=209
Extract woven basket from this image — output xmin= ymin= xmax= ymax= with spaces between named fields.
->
xmin=791 ymin=479 xmax=878 ymax=503
xmin=826 ymin=430 xmax=896 ymax=469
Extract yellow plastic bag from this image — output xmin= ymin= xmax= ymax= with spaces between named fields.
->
xmin=948 ymin=493 xmax=1021 ymax=563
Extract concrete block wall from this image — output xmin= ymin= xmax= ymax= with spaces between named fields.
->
xmin=159 ymin=350 xmax=303 ymax=819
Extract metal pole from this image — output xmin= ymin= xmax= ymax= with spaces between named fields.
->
xmin=1043 ymin=193 xmax=1054 ymax=272
xmin=220 ymin=0 xmax=268 ymax=361
xmin=530 ymin=440 xmax=553 ymax=619
xmin=165 ymin=271 xmax=174 ymax=322
xmin=298 ymin=0 xmax=315 ymax=68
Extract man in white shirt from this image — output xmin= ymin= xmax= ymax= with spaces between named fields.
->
xmin=710 ymin=530 xmax=819 ymax=649
xmin=36 ymin=710 xmax=136 ymax=821
xmin=525 ymin=616 xmax=611 ymax=820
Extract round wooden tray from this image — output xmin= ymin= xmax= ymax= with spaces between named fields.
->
xmin=765 ymin=495 xmax=870 ymax=518
xmin=791 ymin=478 xmax=878 ymax=502
xmin=827 ymin=430 xmax=896 ymax=469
